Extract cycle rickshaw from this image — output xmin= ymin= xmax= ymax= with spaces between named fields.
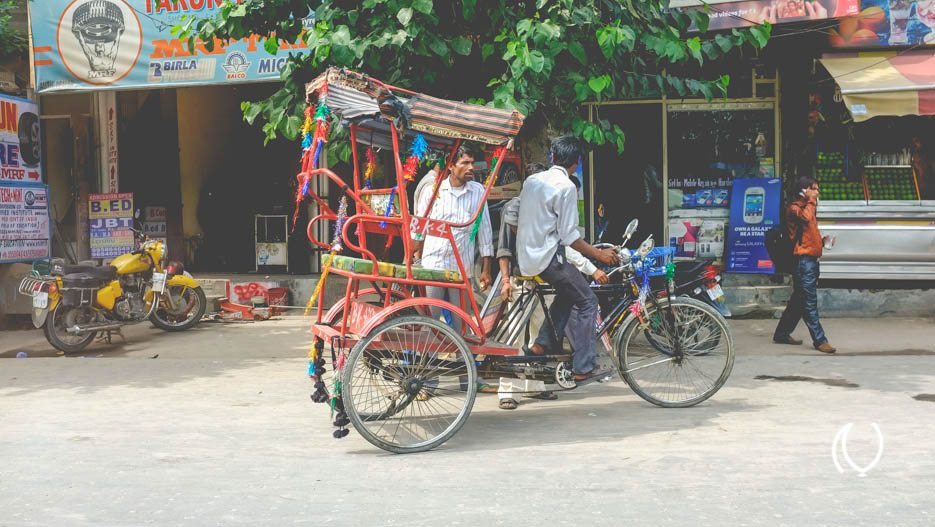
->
xmin=300 ymin=69 xmax=734 ymax=454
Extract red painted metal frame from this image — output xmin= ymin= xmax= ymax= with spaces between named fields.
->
xmin=305 ymin=77 xmax=517 ymax=356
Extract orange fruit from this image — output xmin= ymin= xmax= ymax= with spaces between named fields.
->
xmin=850 ymin=28 xmax=880 ymax=46
xmin=839 ymin=16 xmax=860 ymax=39
xmin=829 ymin=28 xmax=847 ymax=48
xmin=859 ymin=6 xmax=887 ymax=30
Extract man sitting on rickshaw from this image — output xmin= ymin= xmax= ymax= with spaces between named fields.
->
xmin=516 ymin=136 xmax=620 ymax=383
xmin=411 ymin=144 xmax=494 ymax=333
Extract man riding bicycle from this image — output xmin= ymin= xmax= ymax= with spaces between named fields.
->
xmin=516 ymin=136 xmax=620 ymax=383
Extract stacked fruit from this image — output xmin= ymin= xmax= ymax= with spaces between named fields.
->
xmin=866 ymin=167 xmax=918 ymax=201
xmin=821 ymin=182 xmax=866 ymax=201
xmin=816 ymin=167 xmax=845 ymax=183
xmin=816 ymin=151 xmax=845 ymax=167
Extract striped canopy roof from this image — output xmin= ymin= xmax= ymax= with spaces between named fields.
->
xmin=306 ymin=68 xmax=525 ymax=146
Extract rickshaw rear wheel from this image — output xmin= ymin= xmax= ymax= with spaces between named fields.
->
xmin=343 ymin=315 xmax=477 ymax=454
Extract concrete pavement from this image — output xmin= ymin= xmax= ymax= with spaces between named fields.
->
xmin=1 ymin=316 xmax=934 ymax=525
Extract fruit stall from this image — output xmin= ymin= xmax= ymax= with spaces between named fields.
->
xmin=808 ymin=77 xmax=935 ymax=280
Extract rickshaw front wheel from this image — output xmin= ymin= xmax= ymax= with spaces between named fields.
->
xmin=343 ymin=315 xmax=477 ymax=454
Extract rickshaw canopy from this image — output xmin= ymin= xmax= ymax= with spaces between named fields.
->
xmin=305 ymin=68 xmax=525 ymax=147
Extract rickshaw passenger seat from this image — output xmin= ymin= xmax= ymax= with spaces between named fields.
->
xmin=323 ymin=254 xmax=462 ymax=283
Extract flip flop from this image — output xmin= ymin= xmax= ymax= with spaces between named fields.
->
xmin=499 ymin=398 xmax=518 ymax=410
xmin=573 ymin=367 xmax=613 ymax=388
xmin=521 ymin=345 xmax=547 ymax=356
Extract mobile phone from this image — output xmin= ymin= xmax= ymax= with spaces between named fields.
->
xmin=743 ymin=186 xmax=766 ymax=224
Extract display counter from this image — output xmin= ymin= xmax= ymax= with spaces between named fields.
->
xmin=818 ymin=201 xmax=935 ymax=280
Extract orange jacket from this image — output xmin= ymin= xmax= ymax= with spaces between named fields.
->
xmin=786 ymin=196 xmax=823 ymax=258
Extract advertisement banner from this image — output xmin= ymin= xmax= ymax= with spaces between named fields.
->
xmin=726 ymin=178 xmax=782 ymax=274
xmin=0 ymin=183 xmax=51 ymax=263
xmin=674 ymin=0 xmax=860 ymax=30
xmin=29 ymin=1 xmax=313 ymax=93
xmin=829 ymin=1 xmax=935 ymax=47
xmin=0 ymin=95 xmax=42 ymax=183
xmin=89 ymin=192 xmax=134 ymax=258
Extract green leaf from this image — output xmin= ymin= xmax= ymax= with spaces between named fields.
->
xmin=686 ymin=37 xmax=702 ymax=64
xmin=517 ymin=19 xmax=533 ymax=36
xmin=481 ymin=43 xmax=495 ymax=60
xmin=451 ymin=36 xmax=472 ymax=56
xmin=390 ymin=30 xmax=408 ymax=46
xmin=715 ymin=33 xmax=733 ymax=53
xmin=331 ymin=25 xmax=352 ymax=46
xmin=397 ymin=7 xmax=413 ymax=26
xmin=568 ymin=41 xmax=587 ymax=65
xmin=412 ymin=0 xmax=433 ymax=15
xmin=242 ymin=102 xmax=262 ymax=125
xmin=588 ymin=75 xmax=610 ymax=94
xmin=528 ymin=50 xmax=545 ymax=73
xmin=263 ymin=37 xmax=279 ymax=55
xmin=231 ymin=3 xmax=247 ymax=17
xmin=573 ymin=82 xmax=591 ymax=102
xmin=462 ymin=0 xmax=477 ymax=20
xmin=749 ymin=24 xmax=771 ymax=48
xmin=427 ymin=36 xmax=448 ymax=57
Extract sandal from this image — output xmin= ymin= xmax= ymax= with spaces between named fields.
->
xmin=499 ymin=398 xmax=519 ymax=410
xmin=526 ymin=391 xmax=558 ymax=400
xmin=522 ymin=345 xmax=548 ymax=356
xmin=573 ymin=367 xmax=612 ymax=387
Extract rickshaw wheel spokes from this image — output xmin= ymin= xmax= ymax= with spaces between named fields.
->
xmin=343 ymin=315 xmax=477 ymax=454
xmin=617 ymin=298 xmax=734 ymax=408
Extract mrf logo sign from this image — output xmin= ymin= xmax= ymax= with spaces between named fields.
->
xmin=0 ymin=95 xmax=42 ymax=182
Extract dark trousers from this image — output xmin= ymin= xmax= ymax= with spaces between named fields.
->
xmin=774 ymin=255 xmax=828 ymax=346
xmin=536 ymin=251 xmax=600 ymax=374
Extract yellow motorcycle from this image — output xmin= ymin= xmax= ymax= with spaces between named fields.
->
xmin=19 ymin=229 xmax=206 ymax=353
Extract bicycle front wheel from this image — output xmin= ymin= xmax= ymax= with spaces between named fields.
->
xmin=615 ymin=297 xmax=734 ymax=408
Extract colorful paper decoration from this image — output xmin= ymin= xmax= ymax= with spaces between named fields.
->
xmin=291 ymin=96 xmax=332 ymax=231
xmin=364 ymin=147 xmax=376 ymax=189
xmin=303 ymin=196 xmax=347 ymax=316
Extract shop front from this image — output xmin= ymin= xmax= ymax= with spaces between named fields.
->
xmin=811 ymin=49 xmax=935 ymax=279
xmin=587 ymin=64 xmax=780 ymax=273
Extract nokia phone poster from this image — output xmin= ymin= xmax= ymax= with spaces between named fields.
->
xmin=726 ymin=178 xmax=782 ymax=274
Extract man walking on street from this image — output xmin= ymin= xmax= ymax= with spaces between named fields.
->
xmin=773 ymin=175 xmax=836 ymax=353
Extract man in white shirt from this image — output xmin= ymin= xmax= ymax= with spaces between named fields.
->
xmin=516 ymin=136 xmax=619 ymax=383
xmin=412 ymin=145 xmax=493 ymax=333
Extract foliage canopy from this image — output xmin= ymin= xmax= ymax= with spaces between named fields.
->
xmin=179 ymin=0 xmax=771 ymax=157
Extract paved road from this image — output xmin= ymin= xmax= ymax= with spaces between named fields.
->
xmin=1 ymin=316 xmax=934 ymax=526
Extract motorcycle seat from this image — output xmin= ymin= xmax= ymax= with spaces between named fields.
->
xmin=62 ymin=266 xmax=117 ymax=283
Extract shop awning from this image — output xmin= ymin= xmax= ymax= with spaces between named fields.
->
xmin=820 ymin=50 xmax=935 ymax=122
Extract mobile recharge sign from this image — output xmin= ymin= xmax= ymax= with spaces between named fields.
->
xmin=29 ymin=1 xmax=313 ymax=93
xmin=0 ymin=95 xmax=42 ymax=183
xmin=0 ymin=183 xmax=51 ymax=263
xmin=89 ymin=192 xmax=134 ymax=258
xmin=726 ymin=178 xmax=782 ymax=274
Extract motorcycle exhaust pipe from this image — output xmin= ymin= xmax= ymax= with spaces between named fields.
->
xmin=66 ymin=323 xmax=123 ymax=335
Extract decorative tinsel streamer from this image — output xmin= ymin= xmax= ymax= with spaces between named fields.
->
xmin=363 ymin=147 xmax=376 ymax=189
xmin=469 ymin=149 xmax=504 ymax=242
xmin=380 ymin=186 xmax=397 ymax=229
xmin=304 ymin=197 xmax=347 ymax=316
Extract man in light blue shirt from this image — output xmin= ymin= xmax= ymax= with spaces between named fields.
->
xmin=516 ymin=136 xmax=619 ymax=383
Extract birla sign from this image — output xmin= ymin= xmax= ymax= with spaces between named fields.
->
xmin=30 ymin=0 xmax=312 ymax=92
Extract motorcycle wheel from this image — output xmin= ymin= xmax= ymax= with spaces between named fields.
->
xmin=44 ymin=304 xmax=97 ymax=353
xmin=150 ymin=286 xmax=207 ymax=331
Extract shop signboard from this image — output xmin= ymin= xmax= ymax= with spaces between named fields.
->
xmin=673 ymin=0 xmax=859 ymax=30
xmin=726 ymin=178 xmax=782 ymax=274
xmin=0 ymin=95 xmax=42 ymax=183
xmin=0 ymin=182 xmax=52 ymax=263
xmin=829 ymin=1 xmax=935 ymax=48
xmin=29 ymin=1 xmax=314 ymax=93
xmin=89 ymin=192 xmax=134 ymax=258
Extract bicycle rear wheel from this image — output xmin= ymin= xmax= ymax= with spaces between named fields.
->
xmin=615 ymin=298 xmax=733 ymax=408
xmin=343 ymin=315 xmax=477 ymax=453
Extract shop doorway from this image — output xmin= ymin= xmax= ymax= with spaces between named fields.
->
xmin=591 ymin=103 xmax=665 ymax=244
